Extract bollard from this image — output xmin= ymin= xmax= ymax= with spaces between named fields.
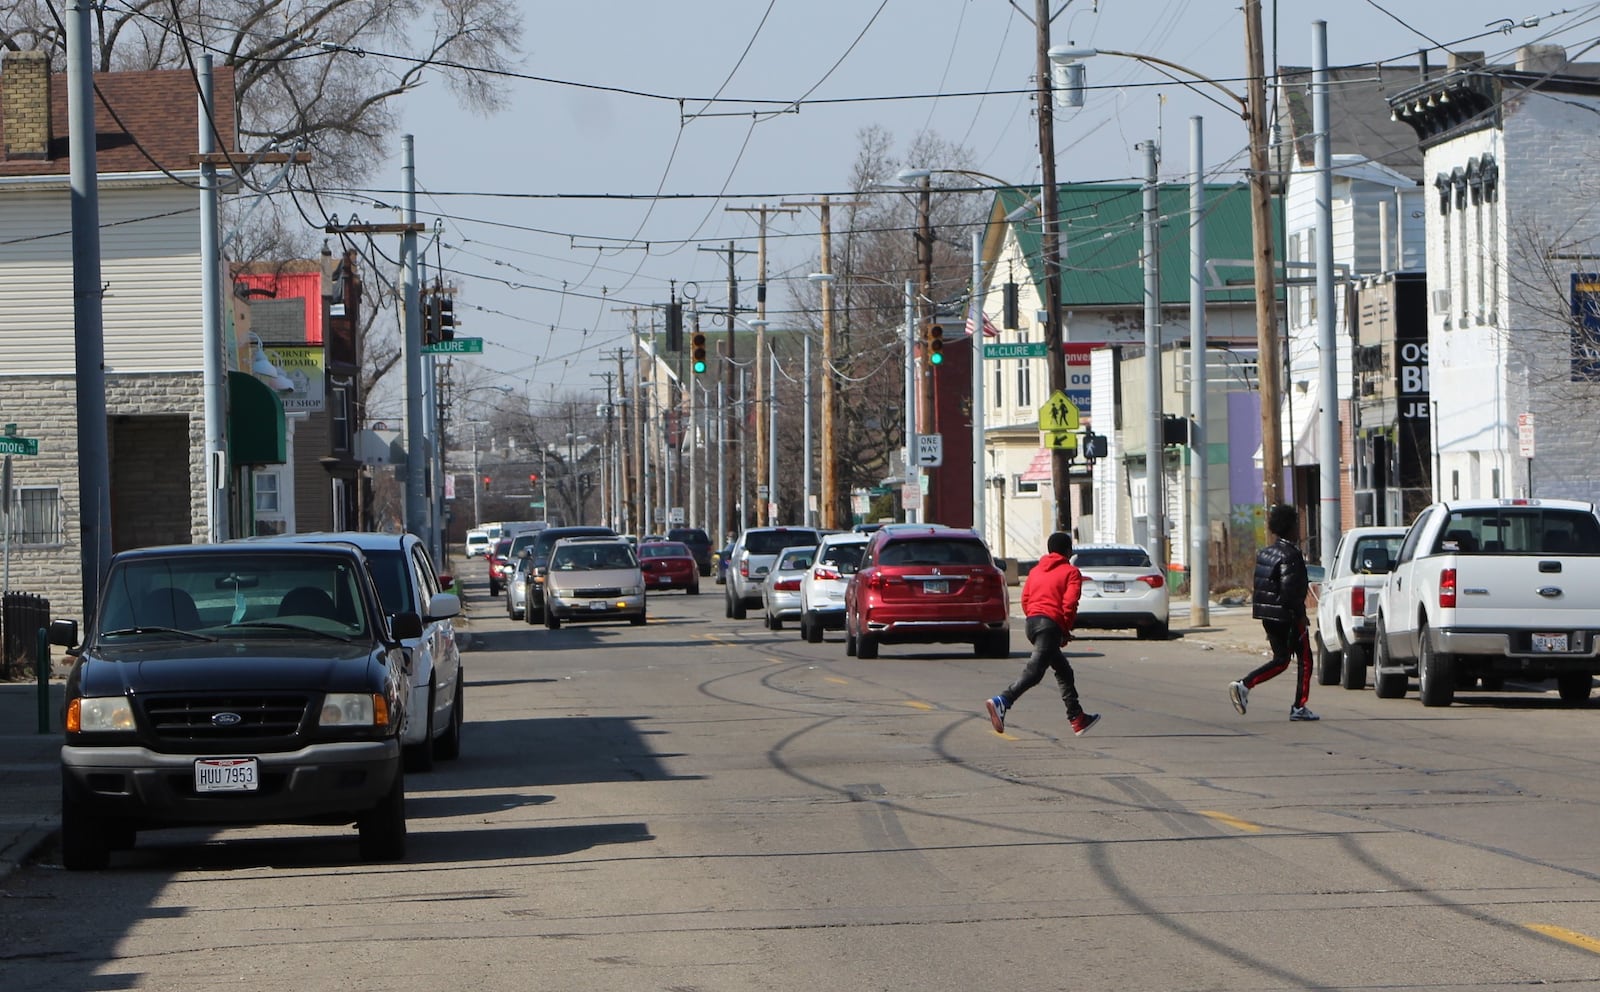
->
xmin=36 ymin=626 xmax=49 ymax=733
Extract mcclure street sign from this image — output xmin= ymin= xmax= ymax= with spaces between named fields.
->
xmin=422 ymin=337 xmax=484 ymax=354
xmin=982 ymin=342 xmax=1048 ymax=359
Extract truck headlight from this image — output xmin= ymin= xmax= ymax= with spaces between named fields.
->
xmin=320 ymin=692 xmax=389 ymax=727
xmin=68 ymin=696 xmax=136 ymax=733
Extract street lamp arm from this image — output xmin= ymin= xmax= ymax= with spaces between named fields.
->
xmin=1088 ymin=49 xmax=1249 ymax=118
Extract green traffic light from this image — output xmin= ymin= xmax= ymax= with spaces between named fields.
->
xmin=693 ymin=360 xmax=707 ymax=374
xmin=929 ymin=352 xmax=943 ymax=365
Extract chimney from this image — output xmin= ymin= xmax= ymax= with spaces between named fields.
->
xmin=2 ymin=50 xmax=53 ymax=160
xmin=1516 ymin=45 xmax=1568 ymax=74
xmin=1447 ymin=51 xmax=1486 ymax=73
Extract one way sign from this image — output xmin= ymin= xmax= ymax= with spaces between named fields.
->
xmin=916 ymin=434 xmax=943 ymax=467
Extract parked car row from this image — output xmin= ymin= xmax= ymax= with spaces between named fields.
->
xmin=53 ymin=530 xmax=466 ymax=870
xmin=493 ymin=525 xmax=707 ymax=629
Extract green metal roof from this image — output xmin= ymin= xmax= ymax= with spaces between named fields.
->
xmin=993 ymin=183 xmax=1281 ymax=307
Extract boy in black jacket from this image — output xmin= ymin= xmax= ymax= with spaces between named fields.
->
xmin=1229 ymin=504 xmax=1319 ymax=721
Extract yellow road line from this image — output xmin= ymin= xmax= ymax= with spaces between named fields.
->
xmin=824 ymin=676 xmax=851 ymax=685
xmin=1198 ymin=810 xmax=1264 ymax=834
xmin=1526 ymin=924 xmax=1600 ymax=955
xmin=902 ymin=700 xmax=934 ymax=711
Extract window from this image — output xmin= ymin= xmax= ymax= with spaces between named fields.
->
xmin=11 ymin=486 xmax=61 ymax=545
xmin=993 ymin=361 xmax=1003 ymax=408
xmin=254 ymin=472 xmax=280 ymax=513
xmin=331 ymin=385 xmax=350 ymax=452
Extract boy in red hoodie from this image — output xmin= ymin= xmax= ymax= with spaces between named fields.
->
xmin=984 ymin=532 xmax=1101 ymax=736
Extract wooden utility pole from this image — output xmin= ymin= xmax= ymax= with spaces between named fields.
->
xmin=783 ymin=195 xmax=866 ymax=528
xmin=913 ymin=173 xmax=939 ymax=524
xmin=1034 ymin=0 xmax=1070 ymax=532
xmin=726 ymin=204 xmax=799 ymax=525
xmin=1245 ymin=0 xmax=1284 ymax=506
xmin=612 ymin=304 xmax=658 ymax=535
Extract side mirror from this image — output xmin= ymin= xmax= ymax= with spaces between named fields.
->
xmin=389 ymin=612 xmax=424 ymax=640
xmin=427 ymin=592 xmax=461 ymax=620
xmin=49 ymin=618 xmax=79 ymax=648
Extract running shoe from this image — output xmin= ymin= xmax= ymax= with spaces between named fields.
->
xmin=985 ymin=696 xmax=1007 ymax=734
xmin=1070 ymin=712 xmax=1101 ymax=736
xmin=1290 ymin=706 xmax=1320 ymax=721
xmin=1228 ymin=680 xmax=1249 ymax=715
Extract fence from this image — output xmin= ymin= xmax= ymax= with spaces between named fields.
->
xmin=1 ymin=591 xmax=50 ymax=680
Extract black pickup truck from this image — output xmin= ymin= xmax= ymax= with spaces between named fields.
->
xmin=53 ymin=541 xmax=420 ymax=869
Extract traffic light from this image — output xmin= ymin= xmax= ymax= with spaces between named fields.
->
xmin=691 ymin=330 xmax=707 ymax=374
xmin=529 ymin=473 xmax=539 ymax=485
xmin=926 ymin=323 xmax=944 ymax=365
xmin=482 ymin=475 xmax=491 ymax=491
xmin=422 ymin=293 xmax=440 ymax=344
xmin=438 ymin=296 xmax=455 ymax=341
xmin=665 ymin=302 xmax=683 ymax=352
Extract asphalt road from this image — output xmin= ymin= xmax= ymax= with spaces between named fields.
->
xmin=3 ymin=581 xmax=1598 ymax=991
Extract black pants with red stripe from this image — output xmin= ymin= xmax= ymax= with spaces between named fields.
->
xmin=1244 ymin=618 xmax=1312 ymax=709
xmin=1000 ymin=616 xmax=1083 ymax=719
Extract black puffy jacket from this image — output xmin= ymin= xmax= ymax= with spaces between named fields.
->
xmin=1251 ymin=537 xmax=1308 ymax=624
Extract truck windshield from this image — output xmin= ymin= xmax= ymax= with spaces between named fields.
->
xmin=97 ymin=553 xmax=371 ymax=640
xmin=1436 ymin=509 xmax=1600 ymax=555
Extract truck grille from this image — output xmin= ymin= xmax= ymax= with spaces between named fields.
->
xmin=142 ymin=694 xmax=310 ymax=742
xmin=572 ymin=587 xmax=623 ymax=598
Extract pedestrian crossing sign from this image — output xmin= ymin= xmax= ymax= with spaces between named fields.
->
xmin=1038 ymin=391 xmax=1079 ymax=432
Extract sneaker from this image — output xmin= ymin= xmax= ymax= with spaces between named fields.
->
xmin=985 ymin=696 xmax=1008 ymax=734
xmin=1229 ymin=680 xmax=1249 ymax=715
xmin=1290 ymin=706 xmax=1320 ymax=721
xmin=1070 ymin=712 xmax=1101 ymax=736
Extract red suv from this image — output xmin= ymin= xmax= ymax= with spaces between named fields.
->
xmin=486 ymin=538 xmax=514 ymax=597
xmin=844 ymin=527 xmax=1010 ymax=659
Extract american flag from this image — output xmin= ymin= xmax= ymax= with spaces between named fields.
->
xmin=965 ymin=304 xmax=1000 ymax=338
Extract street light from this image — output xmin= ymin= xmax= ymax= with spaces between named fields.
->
xmin=1048 ymin=32 xmax=1285 ymax=507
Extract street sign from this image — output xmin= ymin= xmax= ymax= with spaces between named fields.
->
xmin=983 ymin=342 xmax=1047 ymax=359
xmin=0 ymin=436 xmax=38 ymax=457
xmin=902 ymin=483 xmax=922 ymax=509
xmin=1044 ymin=431 xmax=1078 ymax=451
xmin=868 ymin=486 xmax=890 ymax=498
xmin=670 ymin=506 xmax=685 ymax=523
xmin=1038 ymin=390 xmax=1079 ymax=432
xmin=421 ymin=337 xmax=484 ymax=354
xmin=757 ymin=485 xmax=770 ymax=498
xmin=529 ymin=501 xmax=545 ymax=508
xmin=916 ymin=433 xmax=943 ymax=467
xmin=1519 ymin=413 xmax=1536 ymax=458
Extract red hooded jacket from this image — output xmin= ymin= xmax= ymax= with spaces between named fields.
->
xmin=1020 ymin=552 xmax=1083 ymax=630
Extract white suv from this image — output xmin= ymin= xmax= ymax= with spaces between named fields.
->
xmin=725 ymin=526 xmax=821 ymax=619
xmin=1314 ymin=526 xmax=1406 ymax=690
xmin=799 ymin=532 xmax=869 ymax=642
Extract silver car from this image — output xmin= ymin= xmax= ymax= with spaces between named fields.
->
xmin=506 ymin=554 xmax=532 ymax=621
xmin=763 ymin=545 xmax=816 ymax=630
xmin=543 ymin=536 xmax=646 ymax=628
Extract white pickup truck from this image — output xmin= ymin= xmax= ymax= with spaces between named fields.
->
xmin=1314 ymin=526 xmax=1407 ymax=691
xmin=1372 ymin=498 xmax=1600 ymax=706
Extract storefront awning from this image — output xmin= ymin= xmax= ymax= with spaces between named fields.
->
xmin=227 ymin=370 xmax=287 ymax=465
xmin=1253 ymin=379 xmax=1322 ymax=468
xmin=1020 ymin=448 xmax=1054 ymax=482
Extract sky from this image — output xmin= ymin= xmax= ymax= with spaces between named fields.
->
xmin=344 ymin=0 xmax=1600 ymax=420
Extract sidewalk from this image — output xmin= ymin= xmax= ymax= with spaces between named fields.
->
xmin=0 ymin=679 xmax=62 ymax=879
xmin=0 ymin=603 xmax=1268 ymax=882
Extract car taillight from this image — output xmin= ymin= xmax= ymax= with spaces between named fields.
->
xmin=773 ymin=578 xmax=801 ymax=591
xmin=1351 ymin=585 xmax=1365 ymax=615
xmin=1439 ymin=567 xmax=1456 ymax=609
xmin=1137 ymin=573 xmax=1165 ymax=589
xmin=866 ymin=571 xmax=902 ymax=591
xmin=813 ymin=566 xmax=841 ymax=581
xmin=740 ymin=561 xmax=749 ymax=578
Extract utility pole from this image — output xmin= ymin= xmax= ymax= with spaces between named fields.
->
xmin=783 ymin=195 xmax=866 ymax=529
xmin=726 ymin=204 xmax=799 ymax=525
xmin=1245 ymin=0 xmax=1284 ymax=506
xmin=67 ymin=0 xmax=111 ymax=620
xmin=1141 ymin=140 xmax=1165 ymax=567
xmin=1034 ymin=0 xmax=1070 ymax=532
xmin=1313 ymin=19 xmax=1340 ymax=565
xmin=914 ymin=173 xmax=938 ymax=523
xmin=613 ymin=304 xmax=658 ymax=535
xmin=1189 ymin=116 xmax=1211 ymax=625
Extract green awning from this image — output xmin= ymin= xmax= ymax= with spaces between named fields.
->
xmin=227 ymin=371 xmax=287 ymax=465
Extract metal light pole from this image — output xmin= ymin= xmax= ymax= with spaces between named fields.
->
xmin=1313 ymin=19 xmax=1341 ymax=565
xmin=904 ymin=280 xmax=918 ymax=524
xmin=803 ymin=335 xmax=814 ymax=529
xmin=1189 ymin=118 xmax=1211 ymax=625
xmin=1141 ymin=140 xmax=1165 ymax=564
xmin=767 ymin=342 xmax=778 ymax=524
xmin=970 ymin=230 xmax=987 ymax=541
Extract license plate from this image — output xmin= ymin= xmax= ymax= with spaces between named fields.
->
xmin=589 ymin=600 xmax=608 ymax=611
xmin=1102 ymin=580 xmax=1126 ymax=593
xmin=195 ymin=757 xmax=258 ymax=793
xmin=1532 ymin=633 xmax=1569 ymax=653
xmin=922 ymin=580 xmax=949 ymax=594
